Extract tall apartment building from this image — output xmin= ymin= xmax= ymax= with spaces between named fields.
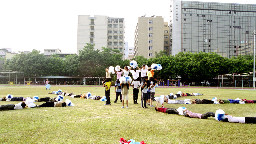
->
xmin=134 ymin=16 xmax=169 ymax=58
xmin=171 ymin=0 xmax=256 ymax=58
xmin=77 ymin=15 xmax=125 ymax=54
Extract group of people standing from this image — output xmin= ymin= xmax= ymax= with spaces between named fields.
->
xmin=103 ymin=63 xmax=159 ymax=109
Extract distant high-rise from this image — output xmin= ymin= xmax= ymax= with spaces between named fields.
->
xmin=134 ymin=16 xmax=169 ymax=58
xmin=77 ymin=15 xmax=125 ymax=54
xmin=171 ymin=0 xmax=256 ymax=58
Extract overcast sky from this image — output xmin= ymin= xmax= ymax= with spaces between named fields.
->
xmin=0 ymin=0 xmax=255 ymax=53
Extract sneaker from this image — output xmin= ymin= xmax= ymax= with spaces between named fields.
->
xmin=114 ymin=101 xmax=117 ymax=103
xmin=121 ymin=106 xmax=124 ymax=108
xmin=141 ymin=106 xmax=144 ymax=108
xmin=144 ymin=106 xmax=148 ymax=108
xmin=126 ymin=106 xmax=128 ymax=108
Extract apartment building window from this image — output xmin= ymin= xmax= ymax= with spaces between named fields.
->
xmin=108 ymin=30 xmax=112 ymax=34
xmin=90 ymin=32 xmax=94 ymax=38
xmin=119 ymin=24 xmax=123 ymax=28
xmin=119 ymin=42 xmax=123 ymax=45
xmin=119 ymin=31 xmax=123 ymax=34
xmin=149 ymin=46 xmax=153 ymax=50
xmin=184 ymin=18 xmax=186 ymax=21
xmin=149 ymin=53 xmax=153 ymax=57
xmin=119 ymin=36 xmax=123 ymax=39
xmin=90 ymin=19 xmax=94 ymax=25
xmin=114 ymin=42 xmax=118 ymax=46
xmin=149 ymin=33 xmax=153 ymax=37
xmin=90 ymin=26 xmax=94 ymax=30
xmin=119 ymin=48 xmax=122 ymax=52
xmin=149 ymin=20 xmax=153 ymax=24
xmin=119 ymin=19 xmax=123 ymax=23
xmin=164 ymin=30 xmax=168 ymax=33
xmin=108 ymin=42 xmax=112 ymax=45
xmin=149 ymin=27 xmax=153 ymax=31
xmin=108 ymin=36 xmax=112 ymax=39
xmin=114 ymin=36 xmax=118 ymax=39
xmin=114 ymin=24 xmax=118 ymax=28
xmin=164 ymin=41 xmax=168 ymax=44
xmin=203 ymin=49 xmax=206 ymax=52
xmin=149 ymin=40 xmax=153 ymax=44
xmin=164 ymin=46 xmax=168 ymax=50
xmin=108 ymin=24 xmax=112 ymax=28
xmin=114 ymin=31 xmax=118 ymax=33
xmin=164 ymin=36 xmax=169 ymax=38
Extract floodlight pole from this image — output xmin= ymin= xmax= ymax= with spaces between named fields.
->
xmin=254 ymin=30 xmax=256 ymax=89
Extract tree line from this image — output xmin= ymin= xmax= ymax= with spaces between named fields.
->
xmin=3 ymin=44 xmax=254 ymax=84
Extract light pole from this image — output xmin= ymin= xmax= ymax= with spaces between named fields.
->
xmin=253 ymin=30 xmax=256 ymax=89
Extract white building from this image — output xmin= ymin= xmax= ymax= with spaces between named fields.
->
xmin=77 ymin=15 xmax=125 ymax=54
xmin=170 ymin=0 xmax=256 ymax=57
xmin=44 ymin=49 xmax=61 ymax=56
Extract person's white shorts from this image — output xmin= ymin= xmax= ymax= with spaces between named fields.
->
xmin=122 ymin=94 xmax=129 ymax=100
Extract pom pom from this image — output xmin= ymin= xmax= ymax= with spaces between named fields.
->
xmin=212 ymin=97 xmax=219 ymax=104
xmin=157 ymin=64 xmax=162 ymax=70
xmin=151 ymin=63 xmax=162 ymax=70
xmin=151 ymin=64 xmax=158 ymax=70
xmin=109 ymin=66 xmax=115 ymax=74
xmin=100 ymin=96 xmax=107 ymax=101
xmin=177 ymin=107 xmax=187 ymax=115
xmin=130 ymin=60 xmax=138 ymax=69
xmin=33 ymin=96 xmax=39 ymax=102
xmin=65 ymin=99 xmax=75 ymax=106
xmin=120 ymin=76 xmax=132 ymax=84
xmin=173 ymin=95 xmax=177 ymax=99
xmin=56 ymin=95 xmax=64 ymax=102
xmin=184 ymin=99 xmax=191 ymax=104
xmin=115 ymin=65 xmax=121 ymax=71
xmin=215 ymin=109 xmax=226 ymax=121
xmin=87 ymin=92 xmax=91 ymax=98
xmin=6 ymin=94 xmax=13 ymax=99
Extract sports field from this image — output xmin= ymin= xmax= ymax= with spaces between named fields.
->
xmin=1 ymin=85 xmax=256 ymax=143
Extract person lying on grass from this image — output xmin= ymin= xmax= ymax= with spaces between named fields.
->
xmin=0 ymin=102 xmax=27 ymax=111
xmin=163 ymin=96 xmax=191 ymax=104
xmin=155 ymin=102 xmax=179 ymax=114
xmin=48 ymin=89 xmax=63 ymax=95
xmin=215 ymin=109 xmax=256 ymax=124
xmin=1 ymin=97 xmax=24 ymax=101
xmin=183 ymin=109 xmax=215 ymax=119
xmin=155 ymin=102 xmax=215 ymax=119
xmin=37 ymin=101 xmax=66 ymax=107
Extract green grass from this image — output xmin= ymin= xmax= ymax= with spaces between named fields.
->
xmin=1 ymin=86 xmax=256 ymax=143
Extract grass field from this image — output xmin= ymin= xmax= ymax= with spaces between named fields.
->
xmin=1 ymin=85 xmax=256 ymax=143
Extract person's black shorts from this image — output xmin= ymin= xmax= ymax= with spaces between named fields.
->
xmin=150 ymin=92 xmax=155 ymax=100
